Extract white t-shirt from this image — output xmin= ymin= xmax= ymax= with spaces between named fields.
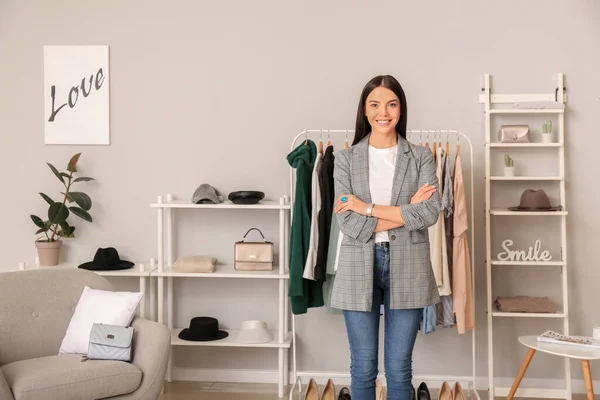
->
xmin=368 ymin=144 xmax=398 ymax=243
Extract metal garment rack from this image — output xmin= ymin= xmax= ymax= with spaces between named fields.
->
xmin=287 ymin=129 xmax=477 ymax=399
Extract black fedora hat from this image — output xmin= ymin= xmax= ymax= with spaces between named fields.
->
xmin=228 ymin=190 xmax=265 ymax=205
xmin=178 ymin=317 xmax=229 ymax=342
xmin=78 ymin=247 xmax=135 ymax=271
xmin=508 ymin=189 xmax=562 ymax=211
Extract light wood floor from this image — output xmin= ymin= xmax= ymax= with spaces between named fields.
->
xmin=158 ymin=381 xmax=598 ymax=400
xmin=159 ymin=381 xmax=299 ymax=400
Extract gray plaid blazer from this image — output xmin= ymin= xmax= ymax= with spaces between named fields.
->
xmin=330 ymin=134 xmax=441 ymax=311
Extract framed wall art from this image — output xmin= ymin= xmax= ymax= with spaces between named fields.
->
xmin=43 ymin=45 xmax=110 ymax=145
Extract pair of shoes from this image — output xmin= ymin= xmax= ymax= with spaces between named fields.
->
xmin=438 ymin=381 xmax=466 ymax=400
xmin=305 ymin=378 xmax=337 ymax=400
xmin=337 ymin=386 xmax=351 ymax=400
xmin=305 ymin=378 xmax=319 ymax=400
xmin=322 ymin=379 xmax=336 ymax=400
xmin=417 ymin=382 xmax=430 ymax=400
xmin=376 ymin=379 xmax=384 ymax=400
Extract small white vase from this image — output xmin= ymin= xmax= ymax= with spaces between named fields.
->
xmin=504 ymin=166 xmax=515 ymax=177
xmin=541 ymin=133 xmax=553 ymax=143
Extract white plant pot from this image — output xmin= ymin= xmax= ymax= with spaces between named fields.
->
xmin=504 ymin=167 xmax=515 ymax=177
xmin=541 ymin=133 xmax=553 ymax=143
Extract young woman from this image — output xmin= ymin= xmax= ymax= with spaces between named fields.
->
xmin=331 ymin=75 xmax=441 ymax=400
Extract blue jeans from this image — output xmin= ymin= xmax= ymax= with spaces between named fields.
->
xmin=343 ymin=245 xmax=423 ymax=400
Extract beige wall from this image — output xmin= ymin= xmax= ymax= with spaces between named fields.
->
xmin=1 ymin=0 xmax=599 ymax=389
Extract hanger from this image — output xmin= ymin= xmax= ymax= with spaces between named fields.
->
xmin=343 ymin=130 xmax=348 ymax=149
xmin=418 ymin=132 xmax=422 ymax=147
xmin=446 ymin=132 xmax=450 ymax=157
xmin=425 ymin=133 xmax=430 ymax=149
xmin=432 ymin=132 xmax=437 ymax=156
xmin=327 ymin=130 xmax=331 ymax=148
xmin=318 ymin=132 xmax=323 ymax=154
xmin=304 ymin=132 xmax=308 ymax=146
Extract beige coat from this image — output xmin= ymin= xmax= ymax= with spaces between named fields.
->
xmin=452 ymin=153 xmax=474 ymax=334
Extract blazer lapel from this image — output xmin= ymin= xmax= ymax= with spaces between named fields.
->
xmin=351 ymin=136 xmax=372 ymax=203
xmin=390 ymin=135 xmax=412 ymax=206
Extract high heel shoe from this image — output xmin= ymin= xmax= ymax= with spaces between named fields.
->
xmin=451 ymin=382 xmax=465 ymax=400
xmin=305 ymin=378 xmax=319 ymax=400
xmin=322 ymin=379 xmax=335 ymax=400
xmin=376 ymin=379 xmax=384 ymax=400
xmin=417 ymin=382 xmax=431 ymax=400
xmin=337 ymin=387 xmax=351 ymax=400
xmin=438 ymin=381 xmax=452 ymax=400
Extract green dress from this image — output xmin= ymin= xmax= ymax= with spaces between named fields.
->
xmin=287 ymin=140 xmax=324 ymax=314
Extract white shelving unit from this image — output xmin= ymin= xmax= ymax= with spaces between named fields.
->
xmin=151 ymin=194 xmax=292 ymax=399
xmin=480 ymin=73 xmax=570 ymax=399
xmin=12 ymin=259 xmax=157 ymax=320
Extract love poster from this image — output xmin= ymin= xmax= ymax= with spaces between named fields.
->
xmin=43 ymin=45 xmax=110 ymax=145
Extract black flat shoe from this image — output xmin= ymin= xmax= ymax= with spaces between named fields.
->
xmin=338 ymin=387 xmax=351 ymax=400
xmin=417 ymin=382 xmax=431 ymax=400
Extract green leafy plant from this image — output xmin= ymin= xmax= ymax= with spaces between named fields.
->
xmin=30 ymin=153 xmax=95 ymax=242
xmin=504 ymin=154 xmax=514 ymax=167
xmin=542 ymin=120 xmax=553 ymax=133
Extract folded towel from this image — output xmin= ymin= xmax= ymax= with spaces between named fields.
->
xmin=495 ymin=296 xmax=558 ymax=313
xmin=172 ymin=256 xmax=217 ymax=273
xmin=511 ymin=101 xmax=564 ymax=109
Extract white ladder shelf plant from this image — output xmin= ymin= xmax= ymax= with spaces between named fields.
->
xmin=480 ymin=73 xmax=570 ymax=400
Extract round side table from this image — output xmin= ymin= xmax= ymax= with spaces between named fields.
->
xmin=508 ymin=335 xmax=600 ymax=400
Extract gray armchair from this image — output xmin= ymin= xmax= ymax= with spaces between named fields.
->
xmin=0 ymin=268 xmax=170 ymax=400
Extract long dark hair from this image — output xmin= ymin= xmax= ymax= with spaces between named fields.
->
xmin=352 ymin=75 xmax=407 ymax=145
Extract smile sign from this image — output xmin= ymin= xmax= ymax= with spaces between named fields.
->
xmin=496 ymin=239 xmax=552 ymax=262
xmin=43 ymin=45 xmax=110 ymax=145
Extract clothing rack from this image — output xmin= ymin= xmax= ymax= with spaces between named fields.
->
xmin=287 ymin=129 xmax=478 ymax=399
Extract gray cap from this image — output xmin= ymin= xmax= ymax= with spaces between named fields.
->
xmin=192 ymin=184 xmax=223 ymax=204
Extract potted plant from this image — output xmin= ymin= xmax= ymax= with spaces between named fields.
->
xmin=541 ymin=120 xmax=553 ymax=143
xmin=30 ymin=153 xmax=95 ymax=266
xmin=504 ymin=154 xmax=515 ymax=176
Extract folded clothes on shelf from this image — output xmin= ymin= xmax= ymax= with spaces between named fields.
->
xmin=495 ymin=295 xmax=558 ymax=313
xmin=172 ymin=256 xmax=217 ymax=273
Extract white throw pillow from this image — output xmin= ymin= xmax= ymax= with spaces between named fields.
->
xmin=59 ymin=286 xmax=143 ymax=355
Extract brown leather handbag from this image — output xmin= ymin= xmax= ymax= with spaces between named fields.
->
xmin=234 ymin=228 xmax=273 ymax=271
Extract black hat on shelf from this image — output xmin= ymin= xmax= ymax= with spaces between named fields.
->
xmin=78 ymin=247 xmax=134 ymax=271
xmin=228 ymin=191 xmax=265 ymax=205
xmin=178 ymin=317 xmax=229 ymax=342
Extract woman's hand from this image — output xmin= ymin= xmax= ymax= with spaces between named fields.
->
xmin=335 ymin=194 xmax=368 ymax=216
xmin=410 ymin=184 xmax=436 ymax=204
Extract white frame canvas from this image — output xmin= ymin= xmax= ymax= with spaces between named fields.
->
xmin=43 ymin=45 xmax=110 ymax=145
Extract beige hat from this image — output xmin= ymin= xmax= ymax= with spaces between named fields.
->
xmin=234 ymin=320 xmax=273 ymax=344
